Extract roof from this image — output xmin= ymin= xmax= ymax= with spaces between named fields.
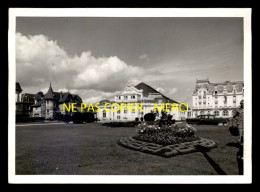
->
xmin=196 ymin=79 xmax=210 ymax=83
xmin=210 ymin=81 xmax=244 ymax=86
xmin=22 ymin=93 xmax=35 ymax=98
xmin=135 ymin=82 xmax=159 ymax=97
xmin=16 ymin=82 xmax=22 ymax=92
xmin=135 ymin=82 xmax=179 ymax=102
xmin=135 ymin=82 xmax=188 ymax=110
xmin=59 ymin=92 xmax=70 ymax=103
xmin=44 ymin=83 xmax=54 ymax=99
xmin=31 ymin=100 xmax=44 ymax=107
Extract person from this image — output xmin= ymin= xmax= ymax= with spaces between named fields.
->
xmin=230 ymin=99 xmax=244 ymax=175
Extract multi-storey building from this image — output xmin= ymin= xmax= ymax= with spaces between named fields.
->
xmin=16 ymin=82 xmax=35 ymax=116
xmin=97 ymin=82 xmax=188 ymax=121
xmin=191 ymin=79 xmax=244 ymax=118
xmin=31 ymin=83 xmax=83 ymax=119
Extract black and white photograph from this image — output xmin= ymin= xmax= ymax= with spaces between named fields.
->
xmin=8 ymin=8 xmax=252 ymax=184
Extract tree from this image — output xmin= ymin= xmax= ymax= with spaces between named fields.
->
xmin=144 ymin=113 xmax=156 ymax=121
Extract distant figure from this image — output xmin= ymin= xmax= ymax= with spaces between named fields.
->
xmin=229 ymin=100 xmax=244 ymax=175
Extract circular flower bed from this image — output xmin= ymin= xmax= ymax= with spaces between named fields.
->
xmin=133 ymin=121 xmax=198 ymax=145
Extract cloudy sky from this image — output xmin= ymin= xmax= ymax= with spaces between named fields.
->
xmin=16 ymin=17 xmax=243 ymax=105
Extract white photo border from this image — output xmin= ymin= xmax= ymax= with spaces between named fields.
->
xmin=8 ymin=8 xmax=252 ymax=184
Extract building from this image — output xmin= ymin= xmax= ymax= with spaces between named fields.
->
xmin=31 ymin=83 xmax=83 ymax=119
xmin=191 ymin=79 xmax=244 ymax=118
xmin=97 ymin=82 xmax=188 ymax=121
xmin=16 ymin=82 xmax=22 ymax=102
xmin=16 ymin=82 xmax=35 ymax=116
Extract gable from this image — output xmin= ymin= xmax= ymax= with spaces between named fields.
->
xmin=120 ymin=86 xmax=143 ymax=96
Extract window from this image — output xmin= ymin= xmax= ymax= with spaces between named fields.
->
xmin=214 ymin=111 xmax=219 ymax=116
xmin=215 ymin=91 xmax=218 ymax=95
xmin=224 ymin=96 xmax=227 ymax=103
xmin=117 ymin=110 xmax=120 ymax=114
xmin=223 ymin=110 xmax=228 ymax=117
xmin=131 ymin=95 xmax=135 ymax=99
xmin=124 ymin=109 xmax=127 ymax=114
xmin=203 ymin=91 xmax=206 ymax=98
xmin=117 ymin=116 xmax=120 ymax=120
xmin=124 ymin=96 xmax=128 ymax=99
xmin=233 ymin=95 xmax=236 ymax=103
xmin=223 ymin=110 xmax=228 ymax=116
xmin=200 ymin=111 xmax=204 ymax=115
xmin=103 ymin=110 xmax=106 ymax=118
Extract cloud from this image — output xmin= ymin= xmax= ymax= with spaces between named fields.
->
xmin=139 ymin=54 xmax=150 ymax=61
xmin=16 ymin=32 xmax=145 ymax=93
xmin=156 ymin=87 xmax=178 ymax=98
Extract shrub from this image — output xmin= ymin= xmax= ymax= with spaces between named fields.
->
xmin=82 ymin=112 xmax=95 ymax=123
xmin=135 ymin=117 xmax=139 ymax=121
xmin=54 ymin=112 xmax=63 ymax=121
xmin=72 ymin=112 xmax=84 ymax=124
xmin=140 ymin=117 xmax=144 ymax=121
xmin=102 ymin=121 xmax=140 ymax=127
xmin=144 ymin=113 xmax=156 ymax=121
xmin=63 ymin=114 xmax=71 ymax=123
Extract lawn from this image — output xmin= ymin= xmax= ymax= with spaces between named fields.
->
xmin=15 ymin=123 xmax=240 ymax=175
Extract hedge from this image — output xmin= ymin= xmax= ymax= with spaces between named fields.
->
xmin=16 ymin=116 xmax=45 ymax=123
xmin=102 ymin=121 xmax=141 ymax=127
xmin=72 ymin=112 xmax=95 ymax=124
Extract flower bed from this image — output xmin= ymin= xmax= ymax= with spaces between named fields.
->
xmin=133 ymin=121 xmax=198 ymax=145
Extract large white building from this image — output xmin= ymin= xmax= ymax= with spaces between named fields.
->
xmin=191 ymin=79 xmax=244 ymax=118
xmin=97 ymin=82 xmax=188 ymax=121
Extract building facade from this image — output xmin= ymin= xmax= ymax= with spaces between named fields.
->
xmin=31 ymin=83 xmax=83 ymax=119
xmin=16 ymin=82 xmax=35 ymax=117
xmin=97 ymin=82 xmax=188 ymax=121
xmin=191 ymin=79 xmax=244 ymax=118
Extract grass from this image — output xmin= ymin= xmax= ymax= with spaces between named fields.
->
xmin=15 ymin=123 xmax=240 ymax=175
